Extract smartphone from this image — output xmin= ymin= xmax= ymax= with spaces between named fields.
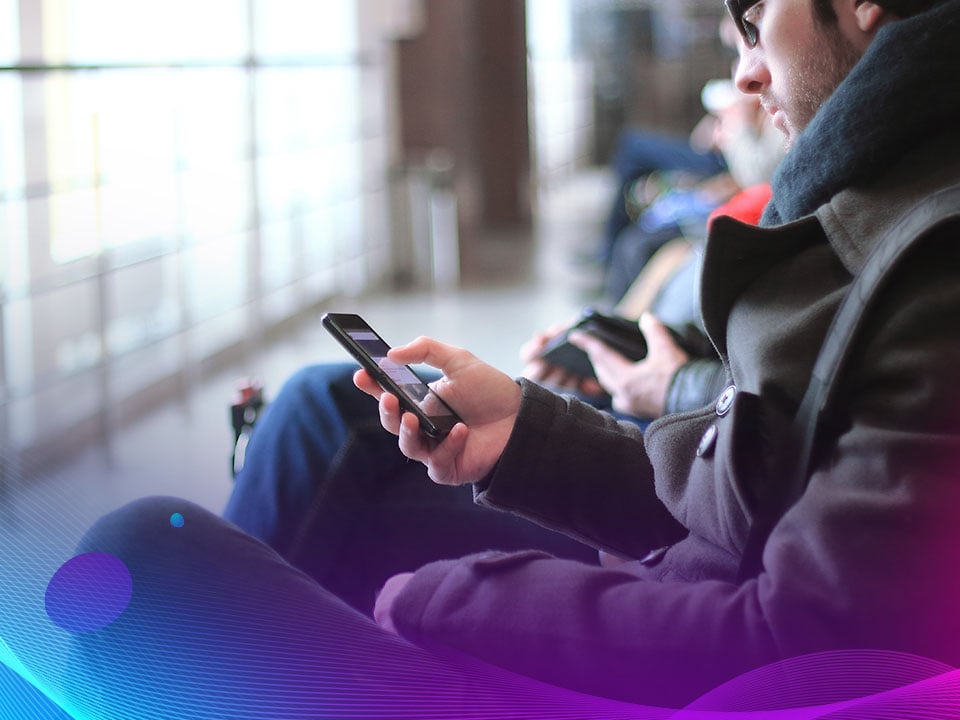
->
xmin=538 ymin=309 xmax=652 ymax=379
xmin=321 ymin=312 xmax=462 ymax=439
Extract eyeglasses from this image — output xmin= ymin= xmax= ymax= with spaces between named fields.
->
xmin=725 ymin=0 xmax=761 ymax=48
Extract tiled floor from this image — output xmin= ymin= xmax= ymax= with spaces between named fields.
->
xmin=1 ymin=168 xmax=614 ymax=554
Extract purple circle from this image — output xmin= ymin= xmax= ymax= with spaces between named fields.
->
xmin=45 ymin=552 xmax=133 ymax=633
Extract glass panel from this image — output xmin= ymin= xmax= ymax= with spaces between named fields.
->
xmin=94 ymin=70 xmax=177 ymax=182
xmin=60 ymin=0 xmax=248 ymax=64
xmin=99 ymin=175 xmax=179 ymax=250
xmin=258 ymin=153 xmax=304 ymax=222
xmin=7 ymin=371 xmax=101 ymax=448
xmin=328 ymin=141 xmax=363 ymax=200
xmin=40 ymin=72 xmax=100 ymax=191
xmin=3 ymin=296 xmax=34 ymax=395
xmin=254 ymin=1 xmax=357 ymax=60
xmin=0 ymin=199 xmax=29 ymax=298
xmin=184 ymin=232 xmax=247 ymax=323
xmin=179 ymin=161 xmax=252 ymax=241
xmin=0 ymin=0 xmax=18 ymax=66
xmin=28 ymin=279 xmax=102 ymax=381
xmin=0 ymin=0 xmax=389 ymax=460
xmin=173 ymin=69 xmax=249 ymax=168
xmin=254 ymin=67 xmax=360 ymax=156
xmin=301 ymin=205 xmax=335 ymax=274
xmin=105 ymin=255 xmax=181 ymax=358
xmin=261 ymin=218 xmax=295 ymax=292
xmin=0 ymin=75 xmax=24 ymax=199
xmin=48 ymin=186 xmax=101 ymax=263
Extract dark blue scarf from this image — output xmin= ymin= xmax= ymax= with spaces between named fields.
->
xmin=761 ymin=0 xmax=960 ymax=226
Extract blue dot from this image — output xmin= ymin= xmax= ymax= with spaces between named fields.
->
xmin=170 ymin=512 xmax=185 ymax=528
xmin=45 ymin=553 xmax=133 ymax=633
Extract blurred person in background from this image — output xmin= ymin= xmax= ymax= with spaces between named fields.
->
xmin=603 ymin=31 xmax=784 ymax=301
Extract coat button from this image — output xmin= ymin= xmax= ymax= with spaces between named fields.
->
xmin=697 ymin=424 xmax=718 ymax=457
xmin=715 ymin=384 xmax=737 ymax=417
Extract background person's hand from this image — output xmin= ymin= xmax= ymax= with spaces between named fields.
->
xmin=569 ymin=313 xmax=689 ymax=419
xmin=354 ymin=336 xmax=520 ymax=486
xmin=519 ymin=321 xmax=604 ymax=397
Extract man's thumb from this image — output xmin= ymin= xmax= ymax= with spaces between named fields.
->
xmin=639 ymin=313 xmax=671 ymax=352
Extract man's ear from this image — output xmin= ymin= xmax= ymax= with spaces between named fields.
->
xmin=853 ymin=1 xmax=887 ymax=32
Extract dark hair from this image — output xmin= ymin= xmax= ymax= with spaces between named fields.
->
xmin=814 ymin=0 xmax=944 ymax=21
xmin=875 ymin=0 xmax=945 ymax=15
xmin=812 ymin=0 xmax=838 ymax=22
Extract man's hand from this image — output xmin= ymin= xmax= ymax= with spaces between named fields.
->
xmin=354 ymin=336 xmax=520 ymax=486
xmin=569 ymin=313 xmax=689 ymax=419
xmin=374 ymin=572 xmax=414 ymax=634
xmin=519 ymin=321 xmax=604 ymax=397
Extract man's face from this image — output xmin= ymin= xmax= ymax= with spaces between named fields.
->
xmin=732 ymin=0 xmax=862 ymax=148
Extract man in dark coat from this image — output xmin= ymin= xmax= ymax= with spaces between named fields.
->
xmin=71 ymin=0 xmax=960 ymax=714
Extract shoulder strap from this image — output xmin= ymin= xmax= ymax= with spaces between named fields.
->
xmin=738 ymin=184 xmax=960 ymax=582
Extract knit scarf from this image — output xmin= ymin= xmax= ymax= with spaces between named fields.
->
xmin=761 ymin=0 xmax=960 ymax=226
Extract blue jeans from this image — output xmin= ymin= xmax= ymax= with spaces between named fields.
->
xmin=66 ymin=496 xmax=493 ymax=717
xmin=223 ymin=363 xmax=598 ymax=613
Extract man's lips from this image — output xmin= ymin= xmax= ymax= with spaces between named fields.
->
xmin=763 ymin=102 xmax=786 ymax=131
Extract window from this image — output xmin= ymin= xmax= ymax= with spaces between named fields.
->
xmin=0 ymin=0 xmax=392 ymax=458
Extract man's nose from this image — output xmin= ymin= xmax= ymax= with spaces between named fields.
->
xmin=734 ymin=48 xmax=769 ymax=95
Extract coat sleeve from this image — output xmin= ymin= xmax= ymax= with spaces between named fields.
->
xmin=664 ymin=357 xmax=729 ymax=415
xmin=472 ymin=379 xmax=688 ymax=559
xmin=391 ymin=229 xmax=960 ymax=707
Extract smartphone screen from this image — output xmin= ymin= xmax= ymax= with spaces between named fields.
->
xmin=322 ymin=313 xmax=462 ymax=439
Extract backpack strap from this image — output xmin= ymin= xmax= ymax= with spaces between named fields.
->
xmin=738 ymin=184 xmax=960 ymax=582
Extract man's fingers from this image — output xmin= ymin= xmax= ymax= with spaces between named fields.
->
xmin=639 ymin=313 xmax=678 ymax=355
xmin=569 ymin=330 xmax=627 ymax=368
xmin=377 ymin=392 xmax=403 ymax=435
xmin=424 ymin=424 xmax=469 ymax=485
xmin=578 ymin=378 xmax=605 ymax=396
xmin=387 ymin=336 xmax=472 ymax=374
xmin=354 ymin=369 xmax=383 ymax=399
xmin=535 ymin=365 xmax=581 ymax=389
xmin=396 ymin=410 xmax=433 ymax=462
xmin=395 ymin=415 xmax=470 ymax=485
xmin=520 ymin=358 xmax=550 ymax=382
xmin=518 ymin=332 xmax=552 ymax=364
xmin=569 ymin=330 xmax=633 ymax=395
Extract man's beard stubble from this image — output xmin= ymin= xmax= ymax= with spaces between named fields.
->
xmin=775 ymin=24 xmax=862 ymax=149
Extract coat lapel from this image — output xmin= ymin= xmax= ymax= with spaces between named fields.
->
xmin=699 ymin=215 xmax=825 ymax=360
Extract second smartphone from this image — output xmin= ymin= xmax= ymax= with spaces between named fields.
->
xmin=321 ymin=312 xmax=463 ymax=439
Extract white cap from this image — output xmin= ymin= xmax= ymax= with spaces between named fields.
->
xmin=701 ymin=79 xmax=739 ymax=114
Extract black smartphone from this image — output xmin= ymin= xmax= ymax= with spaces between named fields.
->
xmin=538 ymin=309 xmax=654 ymax=379
xmin=321 ymin=312 xmax=462 ymax=439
